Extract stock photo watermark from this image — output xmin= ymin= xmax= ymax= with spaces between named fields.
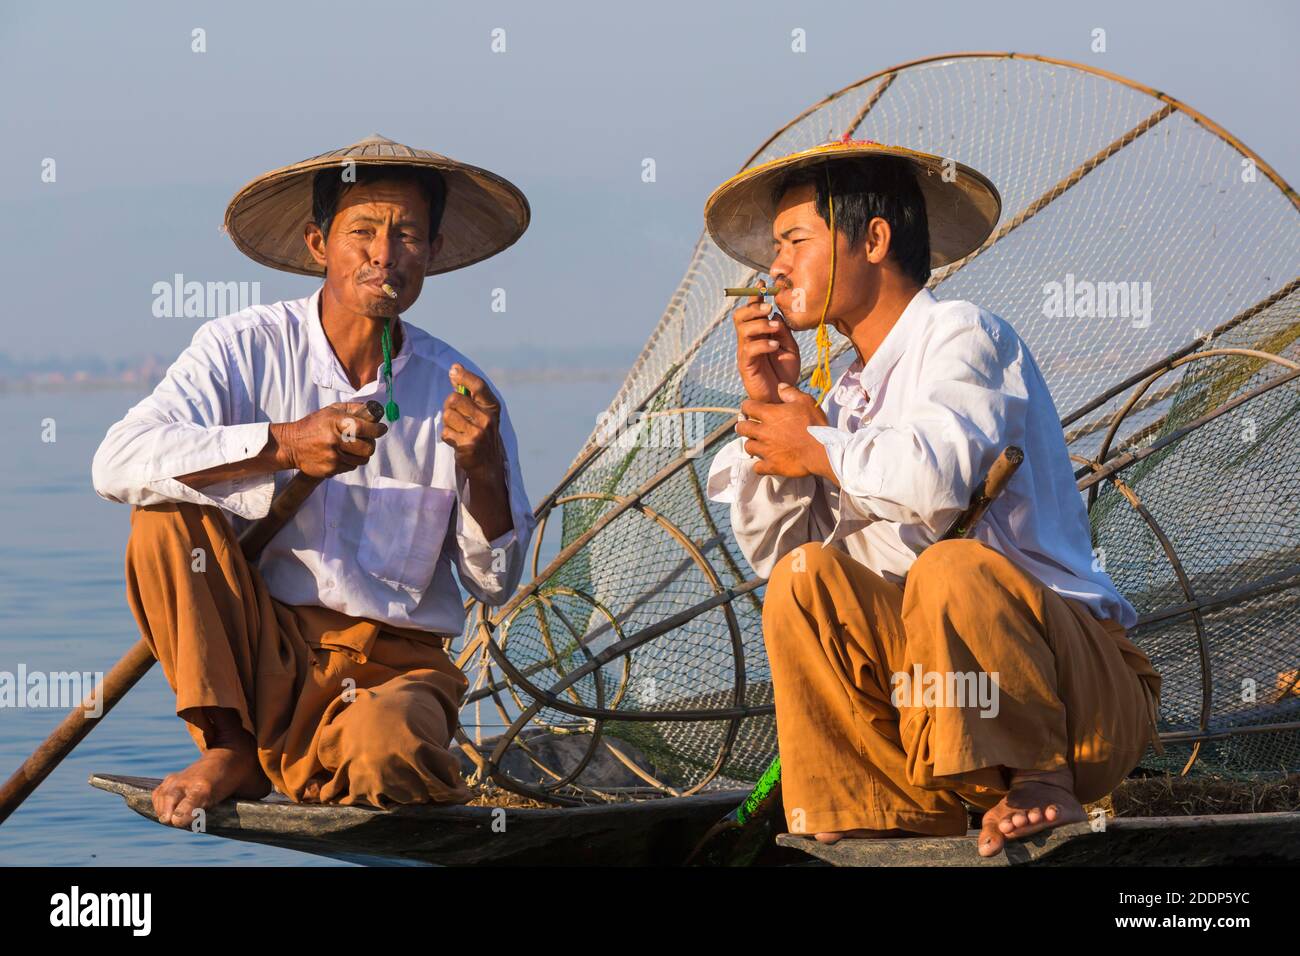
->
xmin=0 ymin=665 xmax=104 ymax=717
xmin=890 ymin=665 xmax=1001 ymax=719
xmin=1041 ymin=274 xmax=1153 ymax=328
xmin=152 ymin=273 xmax=261 ymax=319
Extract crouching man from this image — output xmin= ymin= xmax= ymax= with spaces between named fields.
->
xmin=92 ymin=136 xmax=535 ymax=826
xmin=703 ymin=140 xmax=1161 ymax=856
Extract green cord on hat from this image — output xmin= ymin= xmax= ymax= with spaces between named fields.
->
xmin=381 ymin=316 xmax=400 ymax=421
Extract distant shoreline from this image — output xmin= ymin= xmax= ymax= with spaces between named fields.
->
xmin=1 ymin=366 xmax=627 ymax=394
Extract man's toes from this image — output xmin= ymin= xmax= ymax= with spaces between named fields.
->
xmin=152 ymin=775 xmax=177 ymax=818
xmin=155 ymin=785 xmax=182 ymax=823
xmin=169 ymin=783 xmax=211 ymax=828
xmin=170 ymin=794 xmax=200 ymax=828
xmin=978 ymin=821 xmax=1005 ymax=857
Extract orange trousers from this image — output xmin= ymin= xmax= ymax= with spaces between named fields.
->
xmin=762 ymin=539 xmax=1162 ymax=836
xmin=123 ymin=502 xmax=472 ymax=808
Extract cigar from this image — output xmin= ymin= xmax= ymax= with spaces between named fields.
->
xmin=724 ymin=278 xmax=792 ymax=298
xmin=381 ymin=283 xmax=398 ymax=300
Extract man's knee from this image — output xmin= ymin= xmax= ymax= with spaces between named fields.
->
xmin=127 ymin=502 xmax=232 ymax=562
xmin=767 ymin=542 xmax=844 ymax=597
xmin=128 ymin=502 xmax=196 ymax=545
xmin=334 ymin=681 xmax=455 ymax=752
xmin=320 ymin=683 xmax=466 ymax=805
xmin=911 ymin=538 xmax=996 ymax=579
xmin=905 ymin=539 xmax=1015 ymax=608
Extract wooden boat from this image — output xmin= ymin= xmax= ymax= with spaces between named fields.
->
xmin=88 ymin=773 xmax=752 ymax=867
xmin=777 ymin=812 xmax=1300 ymax=866
xmin=91 ymin=772 xmax=1300 ymax=866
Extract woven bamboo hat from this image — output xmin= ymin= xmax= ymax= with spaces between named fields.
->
xmin=704 ymin=140 xmax=1001 ymax=272
xmin=224 ymin=134 xmax=530 ymax=276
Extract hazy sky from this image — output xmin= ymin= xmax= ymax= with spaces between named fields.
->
xmin=1 ymin=0 xmax=1295 ymax=368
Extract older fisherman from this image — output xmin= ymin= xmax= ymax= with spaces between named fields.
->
xmin=703 ymin=141 xmax=1161 ymax=857
xmin=92 ymin=135 xmax=535 ymax=827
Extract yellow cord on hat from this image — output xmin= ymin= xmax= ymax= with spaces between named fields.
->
xmin=808 ymin=166 xmax=836 ymax=400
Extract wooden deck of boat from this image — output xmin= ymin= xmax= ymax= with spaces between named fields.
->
xmin=777 ymin=810 xmax=1300 ymax=866
xmin=91 ymin=773 xmax=1300 ymax=866
xmin=89 ymin=773 xmax=747 ymax=866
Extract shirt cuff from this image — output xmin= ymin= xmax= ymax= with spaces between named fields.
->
xmin=705 ymin=437 xmax=758 ymax=504
xmin=219 ymin=422 xmax=274 ymax=465
xmin=454 ymin=465 xmax=534 ymax=595
xmin=144 ymin=421 xmax=275 ymax=520
xmin=142 ymin=420 xmax=271 ymax=481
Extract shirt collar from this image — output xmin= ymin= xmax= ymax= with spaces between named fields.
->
xmin=839 ymin=287 xmax=936 ymax=398
xmin=305 ymin=285 xmax=412 ymax=392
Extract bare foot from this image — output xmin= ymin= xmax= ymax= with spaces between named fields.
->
xmin=814 ymin=827 xmax=911 ymax=844
xmin=151 ymin=711 xmax=270 ymax=829
xmin=977 ymin=766 xmax=1086 ymax=858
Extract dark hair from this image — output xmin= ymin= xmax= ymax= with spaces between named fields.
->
xmin=311 ymin=164 xmax=448 ymax=241
xmin=770 ymin=156 xmax=931 ymax=286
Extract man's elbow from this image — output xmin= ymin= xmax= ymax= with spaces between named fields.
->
xmin=90 ymin=442 xmax=128 ymax=503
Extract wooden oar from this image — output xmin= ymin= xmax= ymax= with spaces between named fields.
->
xmin=685 ymin=444 xmax=1024 ymax=865
xmin=0 ymin=400 xmax=385 ymax=827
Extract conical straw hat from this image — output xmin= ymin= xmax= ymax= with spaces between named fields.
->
xmin=224 ymin=134 xmax=530 ymax=276
xmin=704 ymin=140 xmax=1000 ymax=273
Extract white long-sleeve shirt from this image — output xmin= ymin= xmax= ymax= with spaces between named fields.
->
xmin=706 ymin=287 xmax=1137 ymax=628
xmin=92 ymin=286 xmax=536 ymax=636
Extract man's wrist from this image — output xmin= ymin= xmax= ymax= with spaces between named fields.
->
xmin=463 ymin=455 xmax=506 ymax=487
xmin=267 ymin=422 xmax=296 ymax=471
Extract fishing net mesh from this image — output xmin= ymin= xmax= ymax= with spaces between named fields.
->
xmin=457 ymin=54 xmax=1300 ymax=799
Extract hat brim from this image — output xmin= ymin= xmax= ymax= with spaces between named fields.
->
xmin=224 ymin=148 xmax=530 ymax=277
xmin=704 ymin=142 xmax=1001 ymax=274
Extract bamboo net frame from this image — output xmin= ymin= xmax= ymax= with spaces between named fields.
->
xmin=450 ymin=53 xmax=1300 ymax=803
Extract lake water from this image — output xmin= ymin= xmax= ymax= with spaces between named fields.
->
xmin=0 ymin=374 xmax=623 ymax=865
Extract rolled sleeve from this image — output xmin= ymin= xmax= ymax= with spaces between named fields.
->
xmin=146 ymin=469 xmax=275 ymax=521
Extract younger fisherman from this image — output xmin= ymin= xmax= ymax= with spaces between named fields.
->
xmin=704 ymin=140 xmax=1161 ymax=856
xmin=92 ymin=136 xmax=535 ymax=826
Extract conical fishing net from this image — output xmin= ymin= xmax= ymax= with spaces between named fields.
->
xmin=454 ymin=54 xmax=1300 ymax=801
